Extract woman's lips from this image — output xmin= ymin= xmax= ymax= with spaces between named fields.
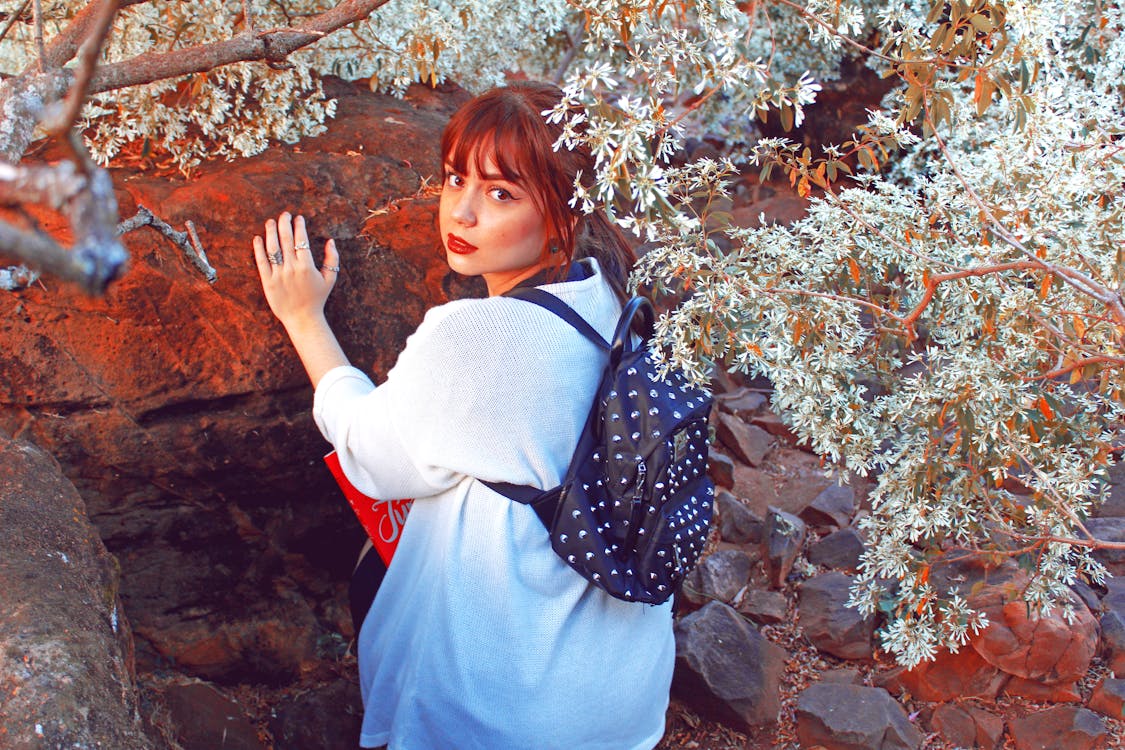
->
xmin=447 ymin=234 xmax=477 ymax=255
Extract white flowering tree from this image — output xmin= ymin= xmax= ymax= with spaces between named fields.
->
xmin=2 ymin=0 xmax=1122 ymax=666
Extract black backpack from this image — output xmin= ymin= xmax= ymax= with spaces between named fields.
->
xmin=484 ymin=289 xmax=714 ymax=604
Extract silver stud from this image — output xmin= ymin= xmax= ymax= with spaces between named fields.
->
xmin=560 ymin=534 xmax=568 ymax=543
xmin=648 ymin=407 xmax=659 ymax=416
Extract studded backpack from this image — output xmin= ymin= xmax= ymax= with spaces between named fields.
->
xmin=483 ymin=288 xmax=715 ymax=605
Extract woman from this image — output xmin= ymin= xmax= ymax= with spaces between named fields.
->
xmin=253 ymin=82 xmax=674 ymax=750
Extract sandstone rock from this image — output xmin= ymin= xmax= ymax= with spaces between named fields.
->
xmin=930 ymin=702 xmax=1003 ymax=750
xmin=715 ymin=413 xmax=773 ymax=467
xmin=799 ymin=483 xmax=855 ymax=528
xmin=795 ymin=683 xmax=922 ymax=750
xmin=798 ymin=573 xmax=875 ymax=660
xmin=1004 ymin=675 xmax=1082 ymax=703
xmin=1086 ymin=517 xmax=1125 ymax=575
xmin=162 ymin=681 xmax=265 ymax=750
xmin=0 ymin=435 xmax=153 ymax=748
xmin=972 ymin=596 xmax=1097 ymax=689
xmin=715 ymin=489 xmax=763 ymax=544
xmin=1091 ymin=460 xmax=1125 ymax=518
xmin=819 ymin=668 xmax=863 ymax=685
xmin=269 ymin=679 xmax=364 ymax=750
xmin=807 ymin=527 xmax=865 ymax=571
xmin=763 ymin=507 xmax=807 ymax=587
xmin=748 ymin=411 xmax=803 ymax=450
xmin=673 ymin=601 xmax=786 ymax=734
xmin=1008 ymin=705 xmax=1108 ymax=750
xmin=1087 ymin=678 xmax=1125 ymax=721
xmin=736 ymin=589 xmax=789 ymax=625
xmin=681 ymin=549 xmax=753 ymax=606
xmin=707 ymin=450 xmax=735 ymax=489
xmin=0 ymin=79 xmax=472 ymax=681
xmin=896 ymin=646 xmax=1007 ymax=702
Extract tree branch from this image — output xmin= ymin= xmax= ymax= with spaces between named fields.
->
xmin=42 ymin=0 xmax=120 ymax=137
xmin=40 ymin=0 xmax=148 ymax=71
xmin=0 ymin=0 xmax=32 ymax=47
xmin=88 ymin=0 xmax=391 ymax=94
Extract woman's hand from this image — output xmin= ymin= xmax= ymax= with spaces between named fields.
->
xmin=253 ymin=211 xmax=341 ymax=331
xmin=253 ymin=211 xmax=350 ymax=387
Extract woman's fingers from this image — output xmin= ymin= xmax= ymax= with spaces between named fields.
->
xmin=252 ymin=235 xmax=272 ymax=276
xmin=321 ymin=239 xmax=341 ymax=280
xmin=293 ymin=215 xmax=315 ymax=268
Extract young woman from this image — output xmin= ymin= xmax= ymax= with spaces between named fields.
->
xmin=253 ymin=82 xmax=674 ymax=750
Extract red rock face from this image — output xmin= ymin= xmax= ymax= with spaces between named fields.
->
xmin=0 ymin=79 xmax=477 ymax=681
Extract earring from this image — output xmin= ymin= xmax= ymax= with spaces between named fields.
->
xmin=549 ymin=244 xmax=560 ymax=255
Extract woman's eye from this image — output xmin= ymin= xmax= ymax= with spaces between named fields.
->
xmin=445 ymin=172 xmax=463 ymax=188
xmin=489 ymin=187 xmax=513 ymax=201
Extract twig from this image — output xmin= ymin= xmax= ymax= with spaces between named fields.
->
xmin=0 ymin=0 xmax=32 ymax=47
xmin=0 ymin=215 xmax=125 ymax=293
xmin=32 ymin=0 xmax=45 ymax=71
xmin=117 ymin=205 xmax=216 ymax=283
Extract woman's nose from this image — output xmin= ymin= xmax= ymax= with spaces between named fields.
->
xmin=450 ymin=192 xmax=476 ymax=226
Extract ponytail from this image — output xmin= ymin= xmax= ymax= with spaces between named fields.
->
xmin=574 ymin=212 xmax=636 ymax=306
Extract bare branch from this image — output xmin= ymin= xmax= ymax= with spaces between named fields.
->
xmin=88 ymin=0 xmax=391 ymax=94
xmin=0 ymin=214 xmax=125 ymax=293
xmin=0 ymin=159 xmax=87 ymax=207
xmin=0 ymin=0 xmax=32 ymax=47
xmin=117 ymin=205 xmax=216 ymax=283
xmin=0 ymin=263 xmax=39 ymax=291
xmin=40 ymin=0 xmax=148 ymax=71
xmin=31 ymin=0 xmax=45 ymax=71
xmin=41 ymin=0 xmax=119 ymax=136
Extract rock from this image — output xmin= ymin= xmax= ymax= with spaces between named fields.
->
xmin=1102 ymin=576 xmax=1125 ymax=612
xmin=1099 ymin=610 xmax=1125 ymax=675
xmin=798 ymin=573 xmax=875 ymax=660
xmin=807 ymin=527 xmax=865 ymax=571
xmin=1091 ymin=460 xmax=1125 ymax=517
xmin=1003 ymin=675 xmax=1082 ymax=703
xmin=1086 ymin=517 xmax=1125 ymax=574
xmin=799 ymin=483 xmax=856 ymax=528
xmin=896 ymin=646 xmax=1007 ymax=702
xmin=0 ymin=435 xmax=153 ymax=748
xmin=748 ymin=411 xmax=804 ymax=450
xmin=269 ymin=679 xmax=364 ymax=750
xmin=763 ymin=507 xmax=807 ymax=587
xmin=930 ymin=702 xmax=1003 ymax=750
xmin=715 ymin=413 xmax=773 ymax=467
xmin=673 ymin=601 xmax=786 ymax=735
xmin=1008 ymin=705 xmax=1108 ymax=750
xmin=1088 ymin=678 xmax=1125 ymax=721
xmin=681 ymin=549 xmax=753 ymax=606
xmin=728 ymin=196 xmax=809 ymax=229
xmin=162 ymin=681 xmax=266 ymax=750
xmin=715 ymin=489 xmax=763 ymax=544
xmin=736 ymin=589 xmax=789 ymax=625
xmin=0 ymin=79 xmax=472 ymax=680
xmin=972 ymin=596 xmax=1097 ymax=691
xmin=716 ymin=388 xmax=767 ymax=417
xmin=795 ymin=683 xmax=922 ymax=750
xmin=1071 ymin=580 xmax=1102 ymax=614
xmin=707 ymin=450 xmax=736 ymax=489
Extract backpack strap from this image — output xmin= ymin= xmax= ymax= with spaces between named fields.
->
xmin=502 ymin=287 xmax=611 ymax=350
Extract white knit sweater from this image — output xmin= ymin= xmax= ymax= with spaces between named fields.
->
xmin=313 ymin=259 xmax=674 ymax=750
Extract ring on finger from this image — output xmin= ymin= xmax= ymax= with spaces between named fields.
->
xmin=321 ymin=264 xmax=341 ymax=273
xmin=294 ymin=242 xmax=310 ymax=251
xmin=269 ymin=251 xmax=283 ymax=265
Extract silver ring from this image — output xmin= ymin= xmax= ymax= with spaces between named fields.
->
xmin=294 ymin=242 xmax=310 ymax=251
xmin=321 ymin=265 xmax=340 ymax=273
xmin=269 ymin=251 xmax=283 ymax=265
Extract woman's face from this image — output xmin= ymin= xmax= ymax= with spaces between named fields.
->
xmin=439 ymin=150 xmax=553 ymax=296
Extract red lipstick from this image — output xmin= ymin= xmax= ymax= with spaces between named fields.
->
xmin=447 ymin=234 xmax=477 ymax=255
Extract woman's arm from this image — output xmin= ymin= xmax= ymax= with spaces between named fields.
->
xmin=253 ymin=211 xmax=349 ymax=388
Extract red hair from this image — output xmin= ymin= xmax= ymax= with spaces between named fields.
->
xmin=440 ymin=81 xmax=635 ymax=302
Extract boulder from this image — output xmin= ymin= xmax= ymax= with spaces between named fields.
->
xmin=895 ymin=646 xmax=1007 ymax=703
xmin=1008 ymin=705 xmax=1108 ymax=750
xmin=672 ymin=601 xmax=786 ymax=735
xmin=269 ymin=678 xmax=364 ymax=750
xmin=1090 ymin=460 xmax=1125 ymax=518
xmin=763 ymin=507 xmax=806 ymax=587
xmin=707 ymin=450 xmax=735 ymax=489
xmin=798 ymin=573 xmax=875 ymax=660
xmin=807 ymin=527 xmax=865 ymax=570
xmin=1086 ymin=517 xmax=1125 ymax=575
xmin=799 ymin=483 xmax=855 ymax=528
xmin=715 ymin=413 xmax=773 ymax=467
xmin=736 ymin=589 xmax=789 ymax=625
xmin=681 ymin=549 xmax=753 ymax=606
xmin=795 ymin=683 xmax=922 ymax=750
xmin=716 ymin=388 xmax=766 ymax=418
xmin=1099 ymin=610 xmax=1125 ymax=675
xmin=715 ymin=489 xmax=763 ymax=544
xmin=1087 ymin=677 xmax=1125 ymax=722
xmin=0 ymin=435 xmax=153 ymax=748
xmin=0 ymin=79 xmax=473 ymax=680
xmin=930 ymin=702 xmax=1003 ymax=750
